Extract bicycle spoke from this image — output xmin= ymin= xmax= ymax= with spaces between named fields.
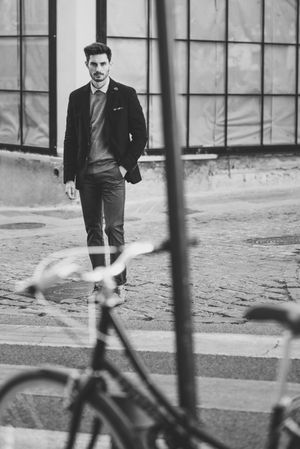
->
xmin=0 ymin=373 xmax=131 ymax=449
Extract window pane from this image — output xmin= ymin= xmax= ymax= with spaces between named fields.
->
xmin=149 ymin=95 xmax=164 ymax=149
xmin=108 ymin=38 xmax=147 ymax=93
xmin=149 ymin=41 xmax=160 ymax=94
xmin=265 ymin=0 xmax=296 ymax=43
xmin=23 ymin=0 xmax=48 ymax=35
xmin=0 ymin=0 xmax=19 ymax=35
xmin=107 ymin=0 xmax=147 ymax=37
xmin=175 ymin=42 xmax=188 ymax=94
xmin=227 ymin=96 xmax=261 ymax=145
xmin=23 ymin=37 xmax=48 ymax=91
xmin=264 ymin=45 xmax=295 ymax=94
xmin=23 ymin=93 xmax=49 ymax=146
xmin=190 ymin=42 xmax=225 ymax=94
xmin=148 ymin=94 xmax=187 ymax=149
xmin=150 ymin=41 xmax=187 ymax=94
xmin=189 ymin=96 xmax=225 ymax=147
xmin=150 ymin=0 xmax=188 ymax=39
xmin=264 ymin=96 xmax=295 ymax=144
xmin=298 ymin=97 xmax=300 ymax=143
xmin=228 ymin=44 xmax=261 ymax=94
xmin=137 ymin=94 xmax=147 ymax=123
xmin=0 ymin=92 xmax=20 ymax=144
xmin=190 ymin=0 xmax=225 ymax=40
xmin=177 ymin=94 xmax=187 ymax=147
xmin=299 ymin=48 xmax=300 ymax=89
xmin=0 ymin=38 xmax=19 ymax=89
xmin=229 ymin=0 xmax=261 ymax=42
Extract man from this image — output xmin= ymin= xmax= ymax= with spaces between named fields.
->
xmin=63 ymin=42 xmax=147 ymax=302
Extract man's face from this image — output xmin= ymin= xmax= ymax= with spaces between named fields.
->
xmin=86 ymin=53 xmax=111 ymax=85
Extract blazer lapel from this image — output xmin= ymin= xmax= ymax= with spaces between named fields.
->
xmin=80 ymin=83 xmax=90 ymax=137
xmin=106 ymin=78 xmax=120 ymax=120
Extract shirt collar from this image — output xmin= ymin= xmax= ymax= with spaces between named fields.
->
xmin=90 ymin=77 xmax=110 ymax=94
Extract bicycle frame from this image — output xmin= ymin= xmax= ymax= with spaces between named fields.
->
xmin=16 ymin=245 xmax=300 ymax=449
xmin=267 ymin=330 xmax=295 ymax=449
xmin=86 ymin=294 xmax=300 ymax=449
xmin=84 ymin=293 xmax=230 ymax=449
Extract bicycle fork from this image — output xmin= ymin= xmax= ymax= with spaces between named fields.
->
xmin=267 ymin=330 xmax=293 ymax=449
xmin=62 ymin=301 xmax=111 ymax=449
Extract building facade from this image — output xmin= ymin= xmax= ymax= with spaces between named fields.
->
xmin=0 ymin=0 xmax=299 ymax=156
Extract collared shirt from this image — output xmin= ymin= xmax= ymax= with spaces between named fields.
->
xmin=90 ymin=77 xmax=110 ymax=95
xmin=87 ymin=77 xmax=115 ymax=175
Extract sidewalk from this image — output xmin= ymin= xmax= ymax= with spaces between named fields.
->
xmin=1 ymin=184 xmax=300 ymax=448
xmin=0 ymin=183 xmax=300 ymax=333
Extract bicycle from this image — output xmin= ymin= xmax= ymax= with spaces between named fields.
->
xmin=0 ymin=241 xmax=299 ymax=449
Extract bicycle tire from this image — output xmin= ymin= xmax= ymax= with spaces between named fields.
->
xmin=277 ymin=395 xmax=300 ymax=449
xmin=0 ymin=367 xmax=138 ymax=449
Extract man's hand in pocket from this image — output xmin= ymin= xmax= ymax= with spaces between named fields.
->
xmin=65 ymin=180 xmax=77 ymax=200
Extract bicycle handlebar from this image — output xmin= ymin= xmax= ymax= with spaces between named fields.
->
xmin=82 ymin=241 xmax=166 ymax=283
xmin=16 ymin=260 xmax=81 ymax=295
xmin=15 ymin=240 xmax=172 ymax=295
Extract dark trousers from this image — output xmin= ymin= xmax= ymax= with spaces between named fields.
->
xmin=79 ymin=165 xmax=126 ymax=286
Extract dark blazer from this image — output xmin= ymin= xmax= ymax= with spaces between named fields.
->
xmin=63 ymin=78 xmax=147 ymax=189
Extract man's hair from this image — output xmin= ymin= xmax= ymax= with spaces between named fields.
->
xmin=84 ymin=42 xmax=112 ymax=62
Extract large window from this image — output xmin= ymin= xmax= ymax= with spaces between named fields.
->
xmin=105 ymin=0 xmax=300 ymax=153
xmin=0 ymin=0 xmax=56 ymax=154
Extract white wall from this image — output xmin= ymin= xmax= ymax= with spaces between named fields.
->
xmin=56 ymin=0 xmax=95 ymax=153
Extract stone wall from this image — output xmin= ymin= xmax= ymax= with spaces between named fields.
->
xmin=1 ymin=150 xmax=300 ymax=207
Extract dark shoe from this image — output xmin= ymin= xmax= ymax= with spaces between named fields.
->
xmin=114 ymin=285 xmax=126 ymax=305
xmin=87 ymin=283 xmax=102 ymax=303
xmin=93 ymin=282 xmax=102 ymax=293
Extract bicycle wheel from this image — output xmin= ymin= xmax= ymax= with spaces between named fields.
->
xmin=278 ymin=396 xmax=300 ymax=449
xmin=0 ymin=367 xmax=137 ymax=449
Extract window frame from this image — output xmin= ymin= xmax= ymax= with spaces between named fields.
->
xmin=98 ymin=0 xmax=300 ymax=154
xmin=0 ymin=0 xmax=57 ymax=155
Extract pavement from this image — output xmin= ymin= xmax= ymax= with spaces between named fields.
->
xmin=1 ymin=183 xmax=300 ymax=448
xmin=0 ymin=183 xmax=300 ymax=333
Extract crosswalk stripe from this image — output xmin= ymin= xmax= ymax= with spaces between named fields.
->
xmin=0 ymin=323 xmax=299 ymax=449
xmin=0 ymin=364 xmax=298 ymax=414
xmin=0 ymin=324 xmax=294 ymax=358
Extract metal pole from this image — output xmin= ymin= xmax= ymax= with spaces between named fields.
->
xmin=154 ymin=0 xmax=197 ymax=416
xmin=96 ymin=0 xmax=107 ymax=43
xmin=49 ymin=0 xmax=57 ymax=155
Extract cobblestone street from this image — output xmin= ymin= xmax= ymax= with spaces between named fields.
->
xmin=0 ymin=185 xmax=300 ymax=332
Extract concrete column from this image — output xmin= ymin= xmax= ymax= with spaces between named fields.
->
xmin=56 ymin=0 xmax=96 ymax=153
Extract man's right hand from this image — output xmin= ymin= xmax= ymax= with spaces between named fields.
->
xmin=65 ymin=180 xmax=77 ymax=200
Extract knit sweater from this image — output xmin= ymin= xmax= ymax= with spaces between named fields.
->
xmin=87 ymin=90 xmax=115 ymax=174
